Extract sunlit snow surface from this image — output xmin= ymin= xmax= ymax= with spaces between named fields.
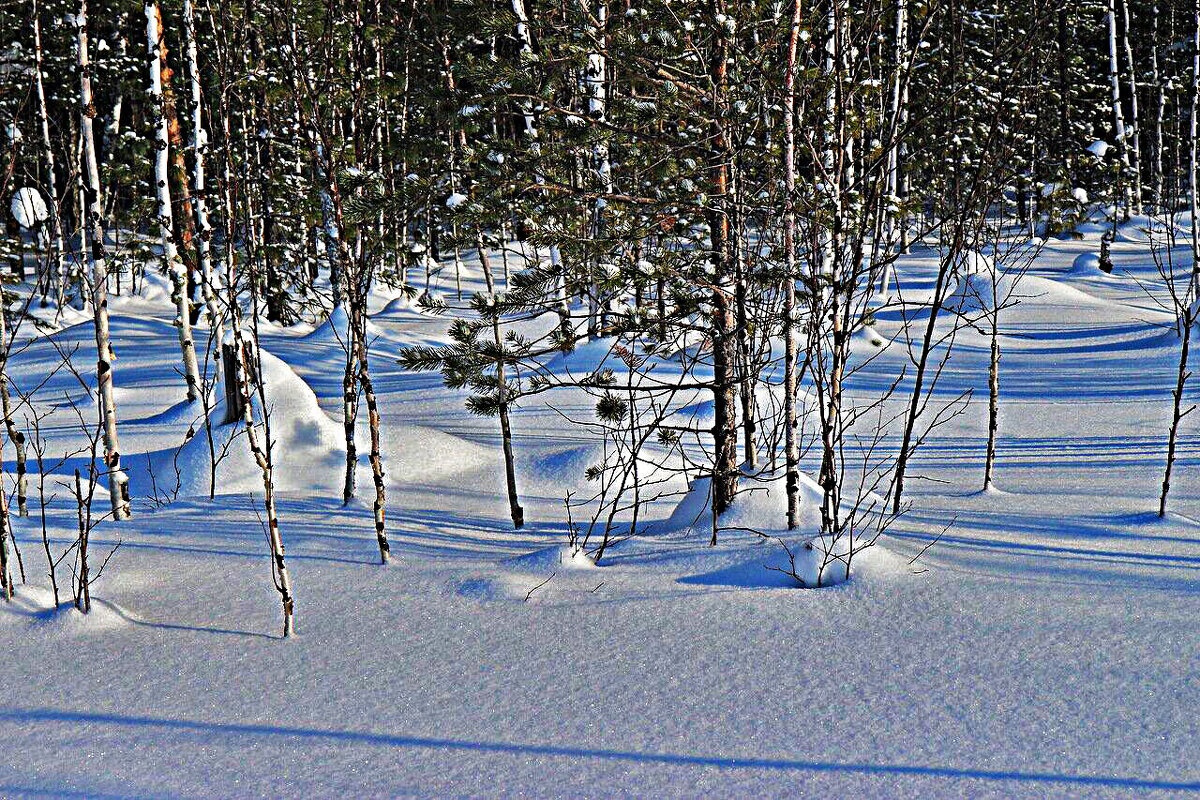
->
xmin=0 ymin=224 xmax=1197 ymax=798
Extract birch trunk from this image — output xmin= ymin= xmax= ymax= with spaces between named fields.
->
xmin=511 ymin=0 xmax=570 ymax=338
xmin=1151 ymin=6 xmax=1166 ymax=210
xmin=322 ymin=155 xmax=390 ymax=563
xmin=584 ymin=0 xmax=610 ymax=340
xmin=101 ymin=15 xmax=126 ymax=222
xmin=31 ymin=0 xmax=68 ymax=310
xmin=1120 ymin=0 xmax=1143 ymax=215
xmin=0 ymin=306 xmax=28 ymax=517
xmin=218 ymin=91 xmax=295 ymax=636
xmin=183 ymin=0 xmax=223 ymax=345
xmin=1108 ymin=0 xmax=1135 ymax=218
xmin=984 ymin=311 xmax=1000 ymax=490
xmin=146 ymin=0 xmax=201 ymax=403
xmin=782 ymin=0 xmax=802 ymax=529
xmin=0 ymin=434 xmax=10 ymax=600
xmin=883 ymin=0 xmax=908 ymax=287
xmin=78 ymin=0 xmax=131 ymax=520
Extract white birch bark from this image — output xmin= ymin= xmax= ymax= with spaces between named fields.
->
xmin=77 ymin=0 xmax=131 ymax=520
xmin=182 ymin=0 xmax=223 ymax=345
xmin=216 ymin=90 xmax=295 ymax=634
xmin=146 ymin=1 xmax=201 ymax=403
xmin=101 ymin=13 xmax=126 ymax=221
xmin=31 ymin=0 xmax=68 ymax=310
xmin=584 ymin=0 xmax=610 ymax=339
xmin=782 ymin=0 xmax=801 ymax=529
xmin=882 ymin=0 xmax=908 ymax=294
xmin=1108 ymin=0 xmax=1135 ymax=216
xmin=1120 ymin=0 xmax=1143 ymax=215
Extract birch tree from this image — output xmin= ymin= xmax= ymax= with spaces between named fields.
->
xmin=31 ymin=0 xmax=68 ymax=310
xmin=77 ymin=0 xmax=131 ymax=520
xmin=146 ymin=0 xmax=202 ymax=403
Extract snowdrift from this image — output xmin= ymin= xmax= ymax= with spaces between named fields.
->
xmin=305 ymin=306 xmax=383 ymax=345
xmin=665 ymin=383 xmax=815 ymax=431
xmin=661 ymin=468 xmax=883 ymax=588
xmin=945 ymin=270 xmax=1016 ymax=313
xmin=948 ymin=269 xmax=1106 ymax=314
xmin=1114 ymin=214 xmax=1192 ymax=243
xmin=520 ymin=443 xmax=604 ymax=496
xmin=132 ymin=348 xmax=490 ymax=499
xmin=1068 ymin=252 xmax=1108 ymax=276
xmin=136 ymin=349 xmax=347 ymax=497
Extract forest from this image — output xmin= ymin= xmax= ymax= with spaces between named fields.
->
xmin=0 ymin=0 xmax=1197 ymax=796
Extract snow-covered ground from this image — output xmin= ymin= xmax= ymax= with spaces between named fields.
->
xmin=0 ymin=230 xmax=1198 ymax=798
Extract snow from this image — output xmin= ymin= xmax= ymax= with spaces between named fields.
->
xmin=1069 ymin=251 xmax=1109 ymax=276
xmin=304 ymin=304 xmax=382 ymax=344
xmin=0 ymin=239 xmax=1197 ymax=797
xmin=10 ymin=187 xmax=48 ymax=229
xmin=946 ymin=270 xmax=1014 ymax=313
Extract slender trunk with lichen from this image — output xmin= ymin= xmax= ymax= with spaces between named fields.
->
xmin=0 ymin=306 xmax=28 ymax=517
xmin=984 ymin=311 xmax=1000 ymax=490
xmin=325 ymin=164 xmax=390 ymax=563
xmin=218 ymin=87 xmax=294 ymax=636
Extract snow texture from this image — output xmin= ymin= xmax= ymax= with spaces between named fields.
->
xmin=10 ymin=187 xmax=48 ymax=229
xmin=0 ymin=241 xmax=1197 ymax=798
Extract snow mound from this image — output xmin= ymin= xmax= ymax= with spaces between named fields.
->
xmin=138 ymin=349 xmax=347 ymax=497
xmin=1019 ymin=275 xmax=1108 ymax=307
xmin=126 ymin=396 xmax=209 ymax=428
xmin=383 ymin=425 xmax=496 ymax=487
xmin=305 ymin=306 xmax=383 ymax=346
xmin=663 ymin=469 xmax=896 ymax=588
xmin=132 ymin=348 xmax=491 ymax=499
xmin=677 ymin=532 xmax=904 ymax=589
xmin=666 ymin=383 xmax=812 ymax=429
xmin=946 ymin=271 xmax=1015 ymax=313
xmin=505 ymin=544 xmax=597 ymax=573
xmin=27 ymin=302 xmax=91 ymax=330
xmin=379 ymin=294 xmax=414 ymax=316
xmin=129 ymin=268 xmax=174 ymax=305
xmin=664 ymin=468 xmax=825 ymax=537
xmin=852 ymin=324 xmax=890 ymax=348
xmin=960 ymin=250 xmax=994 ymax=276
xmin=1114 ymin=215 xmax=1189 ymax=243
xmin=949 ymin=268 xmax=1106 ymax=313
xmin=10 ymin=187 xmax=48 ymax=229
xmin=522 ymin=443 xmax=604 ymax=495
xmin=9 ymin=587 xmax=129 ymax=636
xmin=1069 ymin=252 xmax=1106 ymax=275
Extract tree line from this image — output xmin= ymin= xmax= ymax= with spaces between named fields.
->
xmin=0 ymin=0 xmax=1197 ymax=633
